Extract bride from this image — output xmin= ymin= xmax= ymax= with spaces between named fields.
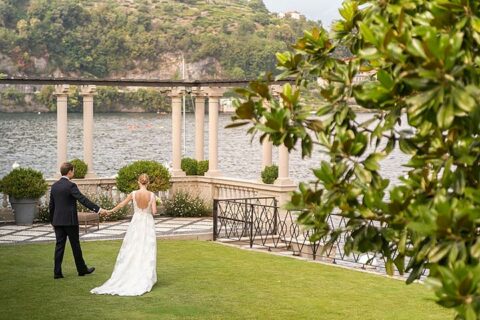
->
xmin=91 ymin=173 xmax=157 ymax=296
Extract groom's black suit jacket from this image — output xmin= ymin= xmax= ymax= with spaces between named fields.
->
xmin=49 ymin=177 xmax=100 ymax=226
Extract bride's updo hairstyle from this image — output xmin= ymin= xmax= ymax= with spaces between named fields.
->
xmin=138 ymin=173 xmax=150 ymax=186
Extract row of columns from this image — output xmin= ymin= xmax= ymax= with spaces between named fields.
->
xmin=169 ymin=88 xmax=222 ymax=177
xmin=55 ymin=84 xmax=96 ymax=178
xmin=54 ymin=85 xmax=292 ymax=185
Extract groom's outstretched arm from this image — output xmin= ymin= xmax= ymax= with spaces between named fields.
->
xmin=70 ymin=183 xmax=100 ymax=213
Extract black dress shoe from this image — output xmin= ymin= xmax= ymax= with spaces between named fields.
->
xmin=54 ymin=274 xmax=64 ymax=279
xmin=78 ymin=267 xmax=95 ymax=276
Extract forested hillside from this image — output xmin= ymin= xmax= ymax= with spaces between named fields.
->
xmin=0 ymin=0 xmax=319 ymax=79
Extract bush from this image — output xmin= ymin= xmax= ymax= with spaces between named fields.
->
xmin=0 ymin=168 xmax=48 ymax=199
xmin=197 ymin=160 xmax=209 ymax=176
xmin=181 ymin=158 xmax=198 ymax=176
xmin=163 ymin=192 xmax=210 ymax=217
xmin=116 ymin=160 xmax=170 ymax=193
xmin=70 ymin=159 xmax=88 ymax=179
xmin=78 ymin=193 xmax=129 ymax=222
xmin=180 ymin=158 xmax=209 ymax=176
xmin=261 ymin=165 xmax=278 ymax=184
xmin=37 ymin=203 xmax=50 ymax=223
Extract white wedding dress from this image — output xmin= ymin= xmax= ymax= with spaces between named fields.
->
xmin=91 ymin=191 xmax=157 ymax=296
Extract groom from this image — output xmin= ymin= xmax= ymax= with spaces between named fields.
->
xmin=49 ymin=162 xmax=105 ymax=279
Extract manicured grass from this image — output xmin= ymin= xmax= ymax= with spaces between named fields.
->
xmin=0 ymin=240 xmax=451 ymax=320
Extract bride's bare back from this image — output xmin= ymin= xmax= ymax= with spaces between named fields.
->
xmin=134 ymin=190 xmax=152 ymax=210
xmin=109 ymin=188 xmax=157 ymax=215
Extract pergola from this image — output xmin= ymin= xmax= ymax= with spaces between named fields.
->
xmin=0 ymin=77 xmax=294 ymax=185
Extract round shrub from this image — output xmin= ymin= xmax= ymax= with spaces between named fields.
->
xmin=197 ymin=160 xmax=209 ymax=176
xmin=0 ymin=168 xmax=48 ymax=199
xmin=181 ymin=157 xmax=198 ymax=176
xmin=116 ymin=160 xmax=170 ymax=193
xmin=70 ymin=158 xmax=88 ymax=179
xmin=163 ymin=191 xmax=211 ymax=217
xmin=261 ymin=164 xmax=278 ymax=184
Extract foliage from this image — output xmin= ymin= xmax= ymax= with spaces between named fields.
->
xmin=0 ymin=86 xmax=24 ymax=104
xmin=197 ymin=160 xmax=209 ymax=176
xmin=180 ymin=158 xmax=209 ymax=176
xmin=163 ymin=191 xmax=210 ymax=217
xmin=77 ymin=193 xmax=128 ymax=222
xmin=181 ymin=157 xmax=198 ymax=176
xmin=34 ymin=85 xmax=55 ymax=111
xmin=190 ymin=33 xmax=287 ymax=78
xmin=2 ymin=85 xmax=170 ymax=113
xmin=231 ymin=0 xmax=480 ymax=318
xmin=32 ymin=85 xmax=170 ymax=113
xmin=0 ymin=167 xmax=47 ymax=199
xmin=36 ymin=202 xmax=50 ymax=223
xmin=261 ymin=164 xmax=278 ymax=184
xmin=0 ymin=0 xmax=319 ymax=78
xmin=91 ymin=86 xmax=169 ymax=113
xmin=70 ymin=158 xmax=87 ymax=179
xmin=116 ymin=160 xmax=170 ymax=193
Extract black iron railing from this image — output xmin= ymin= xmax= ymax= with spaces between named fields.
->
xmin=213 ymin=197 xmax=278 ymax=248
xmin=213 ymin=197 xmax=424 ymax=277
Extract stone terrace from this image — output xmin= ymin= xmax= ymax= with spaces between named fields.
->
xmin=0 ymin=217 xmax=213 ymax=244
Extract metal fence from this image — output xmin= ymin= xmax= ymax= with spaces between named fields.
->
xmin=213 ymin=197 xmax=417 ymax=276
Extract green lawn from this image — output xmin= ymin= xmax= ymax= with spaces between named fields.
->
xmin=0 ymin=240 xmax=451 ymax=320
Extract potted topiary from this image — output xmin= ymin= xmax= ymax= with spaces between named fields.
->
xmin=0 ymin=168 xmax=48 ymax=225
xmin=180 ymin=158 xmax=210 ymax=176
xmin=70 ymin=158 xmax=88 ymax=179
xmin=261 ymin=164 xmax=278 ymax=184
xmin=197 ymin=160 xmax=209 ymax=176
xmin=116 ymin=160 xmax=171 ymax=193
xmin=181 ymin=158 xmax=198 ymax=176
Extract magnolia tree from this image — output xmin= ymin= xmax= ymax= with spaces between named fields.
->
xmin=231 ymin=0 xmax=480 ymax=318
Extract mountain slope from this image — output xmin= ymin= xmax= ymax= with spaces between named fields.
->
xmin=0 ymin=0 xmax=319 ymax=79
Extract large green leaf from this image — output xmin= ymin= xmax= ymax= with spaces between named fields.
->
xmin=436 ymin=102 xmax=454 ymax=129
xmin=452 ymin=87 xmax=476 ymax=113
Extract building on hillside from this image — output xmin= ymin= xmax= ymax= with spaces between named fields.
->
xmin=278 ymin=11 xmax=304 ymax=20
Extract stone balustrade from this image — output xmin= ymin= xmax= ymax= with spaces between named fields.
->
xmin=0 ymin=176 xmax=295 ymax=222
xmin=170 ymin=175 xmax=296 ymax=207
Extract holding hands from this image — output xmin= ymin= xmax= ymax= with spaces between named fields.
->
xmin=98 ymin=192 xmax=133 ymax=218
xmin=99 ymin=208 xmax=114 ymax=217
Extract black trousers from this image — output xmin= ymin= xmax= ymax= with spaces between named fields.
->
xmin=54 ymin=225 xmax=88 ymax=275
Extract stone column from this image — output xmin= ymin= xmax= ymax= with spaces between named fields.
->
xmin=169 ymin=89 xmax=186 ymax=177
xmin=54 ymin=85 xmax=69 ymax=177
xmin=262 ymin=139 xmax=273 ymax=169
xmin=274 ymin=144 xmax=293 ymax=185
xmin=272 ymin=85 xmax=294 ymax=186
xmin=261 ymin=98 xmax=274 ymax=170
xmin=204 ymin=88 xmax=224 ymax=177
xmin=80 ymin=85 xmax=97 ymax=178
xmin=194 ymin=95 xmax=206 ymax=161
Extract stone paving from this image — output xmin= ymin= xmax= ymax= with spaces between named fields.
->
xmin=0 ymin=217 xmax=213 ymax=244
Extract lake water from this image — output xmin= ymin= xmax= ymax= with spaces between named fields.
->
xmin=0 ymin=112 xmax=409 ymax=184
